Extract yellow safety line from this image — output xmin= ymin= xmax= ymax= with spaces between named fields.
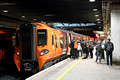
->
xmin=56 ymin=58 xmax=83 ymax=80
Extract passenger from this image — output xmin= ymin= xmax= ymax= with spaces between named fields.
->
xmin=81 ymin=39 xmax=87 ymax=59
xmin=104 ymin=38 xmax=114 ymax=66
xmin=73 ymin=40 xmax=79 ymax=59
xmin=69 ymin=39 xmax=75 ymax=59
xmin=77 ymin=40 xmax=82 ymax=58
xmin=100 ymin=38 xmax=105 ymax=60
xmin=80 ymin=39 xmax=83 ymax=57
xmin=89 ymin=40 xmax=94 ymax=58
xmin=95 ymin=40 xmax=103 ymax=63
xmin=86 ymin=42 xmax=89 ymax=59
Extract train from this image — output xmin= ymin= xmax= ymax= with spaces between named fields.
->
xmin=14 ymin=23 xmax=93 ymax=73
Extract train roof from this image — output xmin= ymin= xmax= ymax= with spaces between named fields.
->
xmin=53 ymin=27 xmax=86 ymax=36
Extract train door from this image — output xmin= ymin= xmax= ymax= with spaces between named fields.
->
xmin=52 ymin=30 xmax=57 ymax=57
xmin=60 ymin=32 xmax=67 ymax=55
xmin=69 ymin=33 xmax=71 ymax=44
xmin=66 ymin=33 xmax=71 ymax=55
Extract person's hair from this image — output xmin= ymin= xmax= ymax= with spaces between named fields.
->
xmin=108 ymin=38 xmax=111 ymax=41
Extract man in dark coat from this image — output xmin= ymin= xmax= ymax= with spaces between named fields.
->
xmin=96 ymin=40 xmax=103 ymax=63
xmin=69 ymin=40 xmax=75 ymax=59
xmin=104 ymin=38 xmax=114 ymax=66
xmin=89 ymin=40 xmax=94 ymax=58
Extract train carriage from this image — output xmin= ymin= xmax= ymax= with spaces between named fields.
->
xmin=14 ymin=23 xmax=89 ymax=73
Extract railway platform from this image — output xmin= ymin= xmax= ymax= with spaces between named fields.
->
xmin=26 ymin=52 xmax=120 ymax=80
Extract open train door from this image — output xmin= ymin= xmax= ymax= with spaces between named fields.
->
xmin=67 ymin=33 xmax=71 ymax=55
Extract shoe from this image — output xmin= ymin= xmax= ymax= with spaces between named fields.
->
xmin=82 ymin=57 xmax=86 ymax=59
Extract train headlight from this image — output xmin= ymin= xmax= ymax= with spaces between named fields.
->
xmin=15 ymin=50 xmax=20 ymax=56
xmin=40 ymin=49 xmax=49 ymax=56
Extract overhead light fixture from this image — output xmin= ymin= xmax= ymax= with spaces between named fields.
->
xmin=33 ymin=18 xmax=36 ymax=21
xmin=89 ymin=0 xmax=95 ymax=2
xmin=95 ymin=15 xmax=99 ymax=17
xmin=44 ymin=14 xmax=55 ymax=16
xmin=99 ymin=27 xmax=101 ymax=28
xmin=3 ymin=10 xmax=8 ymax=13
xmin=22 ymin=16 xmax=25 ymax=18
xmin=93 ymin=9 xmax=97 ymax=11
xmin=98 ymin=21 xmax=101 ymax=23
xmin=0 ymin=3 xmax=15 ymax=6
xmin=97 ymin=19 xmax=100 ymax=21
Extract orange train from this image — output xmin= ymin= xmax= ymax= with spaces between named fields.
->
xmin=14 ymin=23 xmax=91 ymax=73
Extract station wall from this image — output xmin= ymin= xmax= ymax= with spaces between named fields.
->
xmin=111 ymin=9 xmax=120 ymax=61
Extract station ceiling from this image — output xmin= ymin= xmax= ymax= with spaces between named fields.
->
xmin=0 ymin=0 xmax=102 ymax=25
xmin=0 ymin=0 xmax=119 ymax=37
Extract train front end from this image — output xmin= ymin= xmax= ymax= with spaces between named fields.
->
xmin=14 ymin=23 xmax=38 ymax=73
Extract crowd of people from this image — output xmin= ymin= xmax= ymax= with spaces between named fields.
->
xmin=69 ymin=38 xmax=114 ymax=66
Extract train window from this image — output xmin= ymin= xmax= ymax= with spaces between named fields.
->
xmin=16 ymin=30 xmax=20 ymax=47
xmin=60 ymin=32 xmax=67 ymax=48
xmin=52 ymin=35 xmax=54 ymax=45
xmin=37 ymin=30 xmax=47 ymax=46
xmin=55 ymin=35 xmax=57 ymax=48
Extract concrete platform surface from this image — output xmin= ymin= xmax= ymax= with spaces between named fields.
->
xmin=26 ymin=56 xmax=120 ymax=80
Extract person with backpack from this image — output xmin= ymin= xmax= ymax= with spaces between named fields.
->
xmin=95 ymin=40 xmax=103 ymax=63
xmin=104 ymin=38 xmax=114 ymax=66
xmin=89 ymin=40 xmax=94 ymax=58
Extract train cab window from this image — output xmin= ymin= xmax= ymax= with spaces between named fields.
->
xmin=16 ymin=30 xmax=20 ymax=47
xmin=52 ymin=35 xmax=54 ymax=45
xmin=55 ymin=35 xmax=57 ymax=48
xmin=37 ymin=30 xmax=47 ymax=46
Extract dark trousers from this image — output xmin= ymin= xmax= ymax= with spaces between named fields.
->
xmin=106 ymin=51 xmax=112 ymax=65
xmin=74 ymin=49 xmax=79 ymax=59
xmin=89 ymin=49 xmax=93 ymax=58
xmin=101 ymin=50 xmax=105 ymax=59
xmin=96 ymin=51 xmax=102 ymax=63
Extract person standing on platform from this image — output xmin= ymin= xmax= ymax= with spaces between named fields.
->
xmin=100 ymin=38 xmax=105 ymax=60
xmin=80 ymin=39 xmax=83 ymax=57
xmin=95 ymin=40 xmax=102 ymax=63
xmin=104 ymin=38 xmax=114 ymax=66
xmin=69 ymin=39 xmax=75 ymax=59
xmin=89 ymin=40 xmax=94 ymax=58
xmin=81 ymin=39 xmax=87 ymax=59
xmin=77 ymin=40 xmax=82 ymax=58
xmin=73 ymin=40 xmax=78 ymax=59
xmin=86 ymin=42 xmax=89 ymax=59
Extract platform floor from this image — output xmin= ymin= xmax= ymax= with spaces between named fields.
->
xmin=26 ymin=52 xmax=120 ymax=80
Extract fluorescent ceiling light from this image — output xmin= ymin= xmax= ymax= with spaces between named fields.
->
xmin=44 ymin=14 xmax=55 ymax=16
xmin=95 ymin=15 xmax=99 ymax=17
xmin=97 ymin=19 xmax=100 ymax=21
xmin=22 ymin=16 xmax=25 ymax=18
xmin=0 ymin=3 xmax=15 ymax=6
xmin=99 ymin=27 xmax=101 ymax=28
xmin=89 ymin=0 xmax=95 ymax=2
xmin=93 ymin=9 xmax=97 ymax=11
xmin=33 ymin=18 xmax=36 ymax=21
xmin=3 ymin=10 xmax=8 ymax=13
xmin=98 ymin=21 xmax=101 ymax=23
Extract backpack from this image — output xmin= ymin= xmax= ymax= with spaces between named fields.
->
xmin=74 ymin=42 xmax=78 ymax=49
xmin=107 ymin=43 xmax=113 ymax=51
xmin=77 ymin=43 xmax=82 ymax=50
xmin=96 ymin=44 xmax=102 ymax=52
